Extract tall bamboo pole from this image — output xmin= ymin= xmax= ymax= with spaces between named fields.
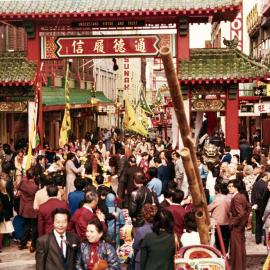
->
xmin=159 ymin=46 xmax=210 ymax=245
xmin=180 ymin=147 xmax=210 ymax=244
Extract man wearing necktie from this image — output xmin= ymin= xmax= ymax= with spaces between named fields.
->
xmin=36 ymin=208 xmax=80 ymax=270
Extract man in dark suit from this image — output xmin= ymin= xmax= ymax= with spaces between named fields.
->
xmin=220 ymin=146 xmax=232 ymax=163
xmin=73 ymin=149 xmax=81 ymax=169
xmin=228 ymin=179 xmax=251 ymax=270
xmin=117 ymin=148 xmax=129 ymax=181
xmin=34 ymin=155 xmax=46 ymax=184
xmin=38 ymin=185 xmax=69 ymax=237
xmin=239 ymin=138 xmax=251 ymax=163
xmin=251 ymin=172 xmax=268 ymax=244
xmin=36 ymin=208 xmax=80 ymax=270
xmin=117 ymin=155 xmax=143 ymax=208
xmin=154 ymin=157 xmax=171 ymax=193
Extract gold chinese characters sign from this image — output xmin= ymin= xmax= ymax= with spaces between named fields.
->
xmin=41 ymin=35 xmax=160 ymax=59
xmin=0 ymin=102 xmax=28 ymax=112
xmin=191 ymin=99 xmax=225 ymax=112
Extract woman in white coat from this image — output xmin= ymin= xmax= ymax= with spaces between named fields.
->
xmin=65 ymin=152 xmax=84 ymax=195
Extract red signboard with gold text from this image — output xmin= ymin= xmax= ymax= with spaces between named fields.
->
xmin=41 ymin=35 xmax=160 ymax=59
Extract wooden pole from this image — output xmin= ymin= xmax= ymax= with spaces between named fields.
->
xmin=159 ymin=46 xmax=210 ymax=245
xmin=180 ymin=147 xmax=210 ymax=244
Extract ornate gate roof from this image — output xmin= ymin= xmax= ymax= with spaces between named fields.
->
xmin=178 ymin=48 xmax=270 ymax=84
xmin=0 ymin=0 xmax=241 ymax=22
xmin=0 ymin=52 xmax=36 ymax=86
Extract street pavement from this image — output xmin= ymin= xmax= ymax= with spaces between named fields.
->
xmin=0 ymin=231 xmax=267 ymax=269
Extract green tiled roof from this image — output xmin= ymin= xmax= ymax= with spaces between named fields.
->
xmin=178 ymin=48 xmax=270 ymax=82
xmin=0 ymin=0 xmax=242 ymax=19
xmin=0 ymin=52 xmax=36 ymax=85
xmin=42 ymin=87 xmax=113 ymax=106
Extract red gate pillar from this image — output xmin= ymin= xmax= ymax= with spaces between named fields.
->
xmin=225 ymin=86 xmax=239 ymax=149
xmin=26 ymin=23 xmax=40 ymax=62
xmin=26 ymin=22 xmax=43 ymax=149
xmin=176 ymin=17 xmax=190 ymax=60
xmin=175 ymin=18 xmax=190 ymax=148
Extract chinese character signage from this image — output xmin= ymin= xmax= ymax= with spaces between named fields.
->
xmin=41 ymin=35 xmax=160 ymax=59
xmin=254 ymin=102 xmax=270 ymax=114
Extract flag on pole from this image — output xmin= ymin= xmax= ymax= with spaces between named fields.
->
xmin=140 ymin=109 xmax=149 ymax=129
xmin=59 ymin=62 xmax=72 ymax=148
xmin=137 ymin=86 xmax=153 ymax=115
xmin=124 ymin=98 xmax=148 ymax=136
xmin=156 ymin=87 xmax=162 ymax=104
xmin=25 ymin=63 xmax=43 ymax=171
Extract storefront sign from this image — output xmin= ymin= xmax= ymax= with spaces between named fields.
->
xmin=42 ymin=35 xmax=160 ymax=59
xmin=240 ymin=104 xmax=254 ymax=113
xmin=247 ymin=4 xmax=261 ymax=33
xmin=97 ymin=105 xmax=115 ymax=113
xmin=0 ymin=102 xmax=27 ymax=112
xmin=191 ymin=99 xmax=225 ymax=112
xmin=71 ymin=20 xmax=145 ymax=28
xmin=254 ymin=102 xmax=270 ymax=114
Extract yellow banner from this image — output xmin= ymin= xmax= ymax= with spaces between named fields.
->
xmin=59 ymin=63 xmax=71 ymax=147
xmin=124 ymin=98 xmax=148 ymax=136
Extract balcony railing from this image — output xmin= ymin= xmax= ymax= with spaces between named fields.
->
xmin=262 ymin=0 xmax=270 ymax=15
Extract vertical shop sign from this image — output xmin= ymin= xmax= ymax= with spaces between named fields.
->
xmin=230 ymin=10 xmax=243 ymax=51
xmin=123 ymin=58 xmax=130 ymax=91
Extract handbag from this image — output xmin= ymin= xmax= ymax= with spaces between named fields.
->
xmin=93 ymin=259 xmax=108 ymax=270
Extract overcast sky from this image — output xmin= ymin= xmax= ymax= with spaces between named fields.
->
xmin=190 ymin=23 xmax=211 ymax=48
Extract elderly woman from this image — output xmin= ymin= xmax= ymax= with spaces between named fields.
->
xmin=75 ymin=218 xmax=120 ymax=270
xmin=132 ymin=203 xmax=158 ymax=270
xmin=243 ymin=165 xmax=256 ymax=200
xmin=140 ymin=209 xmax=175 ymax=270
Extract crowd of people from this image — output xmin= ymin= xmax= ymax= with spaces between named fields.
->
xmin=0 ymin=128 xmax=270 ymax=270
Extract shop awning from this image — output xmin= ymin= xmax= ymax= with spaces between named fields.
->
xmin=42 ymin=87 xmax=113 ymax=111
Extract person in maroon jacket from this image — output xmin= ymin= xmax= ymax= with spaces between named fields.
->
xmin=18 ymin=167 xmax=39 ymax=252
xmin=166 ymin=189 xmax=186 ymax=238
xmin=38 ymin=185 xmax=69 ymax=237
xmin=228 ymin=179 xmax=251 ymax=270
xmin=69 ymin=188 xmax=106 ymax=240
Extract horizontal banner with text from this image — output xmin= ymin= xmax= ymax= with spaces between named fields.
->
xmin=41 ymin=35 xmax=160 ymax=59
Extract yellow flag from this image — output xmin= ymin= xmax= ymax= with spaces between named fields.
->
xmin=267 ymin=84 xmax=270 ymax=96
xmin=140 ymin=109 xmax=149 ymax=129
xmin=25 ymin=117 xmax=35 ymax=171
xmin=59 ymin=62 xmax=71 ymax=147
xmin=124 ymin=98 xmax=148 ymax=136
xmin=263 ymin=255 xmax=270 ymax=270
